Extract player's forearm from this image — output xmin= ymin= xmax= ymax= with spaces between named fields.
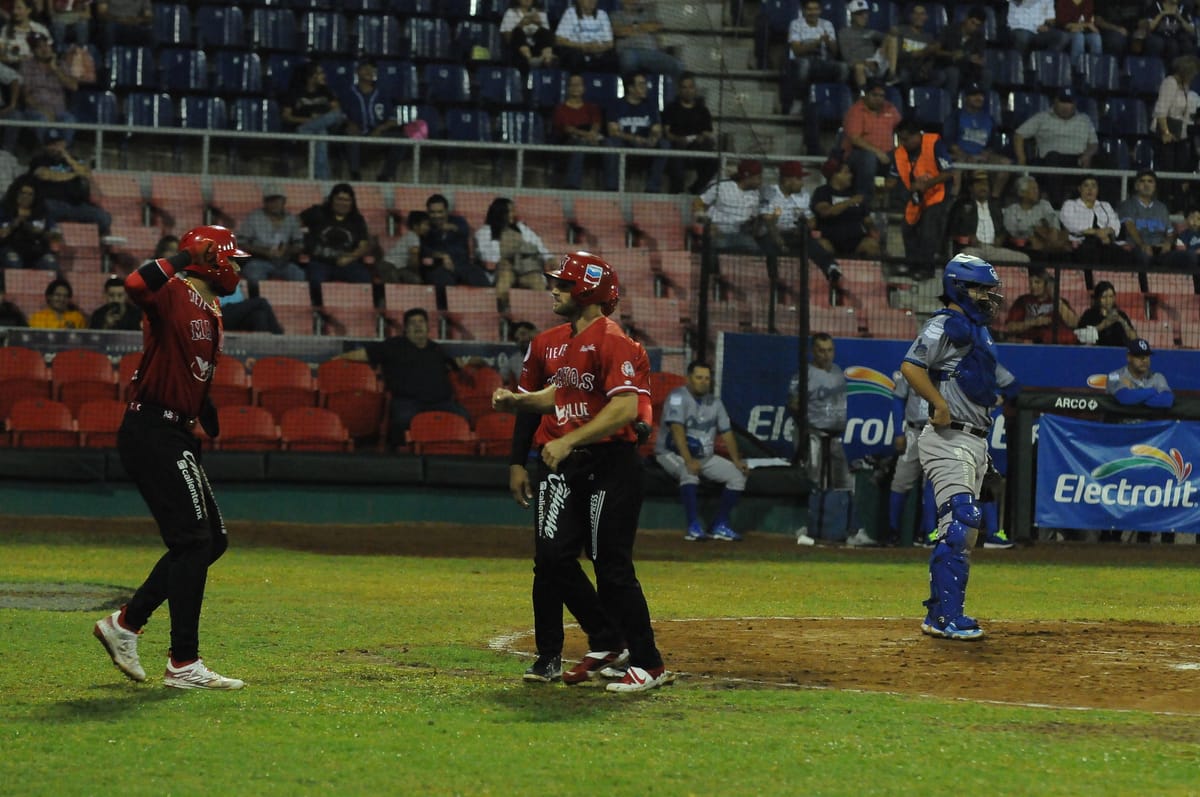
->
xmin=514 ymin=385 xmax=557 ymax=414
xmin=900 ymin=362 xmax=946 ymax=412
xmin=559 ymin=393 xmax=638 ymax=448
xmin=669 ymin=423 xmax=692 ymax=462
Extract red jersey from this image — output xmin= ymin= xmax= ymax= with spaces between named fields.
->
xmin=518 ymin=317 xmax=650 ymax=446
xmin=125 ymin=260 xmax=224 ymax=419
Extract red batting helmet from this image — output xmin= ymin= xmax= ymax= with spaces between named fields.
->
xmin=180 ymin=225 xmax=248 ymax=296
xmin=545 ymin=251 xmax=619 ymax=310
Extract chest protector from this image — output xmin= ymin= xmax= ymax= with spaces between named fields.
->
xmin=930 ymin=309 xmax=998 ymax=407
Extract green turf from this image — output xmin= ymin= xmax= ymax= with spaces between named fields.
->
xmin=2 ymin=530 xmax=1199 ymax=796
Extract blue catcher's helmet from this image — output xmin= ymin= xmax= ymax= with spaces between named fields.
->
xmin=942 ymin=253 xmax=1003 ymax=323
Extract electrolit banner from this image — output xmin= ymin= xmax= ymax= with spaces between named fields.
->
xmin=715 ymin=332 xmax=1200 ymax=468
xmin=1035 ymin=415 xmax=1200 ymax=533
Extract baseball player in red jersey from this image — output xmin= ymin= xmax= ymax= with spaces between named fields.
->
xmin=92 ymin=225 xmax=248 ymax=690
xmin=494 ymin=252 xmax=672 ymax=692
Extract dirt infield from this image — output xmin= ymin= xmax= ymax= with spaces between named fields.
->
xmin=10 ymin=516 xmax=1200 ymax=714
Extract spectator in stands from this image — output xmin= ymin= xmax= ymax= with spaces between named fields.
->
xmin=420 ymin=193 xmax=488 ymax=287
xmin=935 ymin=4 xmax=990 ymax=100
xmin=28 ymin=133 xmax=111 ymax=236
xmin=1136 ymin=0 xmax=1198 ymax=61
xmin=281 ymin=62 xmax=346 ymax=182
xmin=338 ymin=307 xmax=471 ymax=449
xmin=1004 ymin=267 xmax=1080 ymax=344
xmin=784 ymin=0 xmax=850 ymax=152
xmin=883 ymin=4 xmax=943 ymax=92
xmin=944 ymin=82 xmax=1011 ymax=201
xmin=1005 ymin=0 xmax=1069 ymax=52
xmin=28 ymin=275 xmax=85 ymax=329
xmin=475 ymin=197 xmax=554 ymax=311
xmin=499 ymin=320 xmax=536 ymax=388
xmin=379 ymin=210 xmax=427 ymax=285
xmin=604 ymin=71 xmax=668 ymax=193
xmin=1176 ymin=206 xmax=1200 ymax=272
xmin=500 ymin=0 xmax=557 ymax=73
xmin=89 ymin=273 xmax=141 ymax=330
xmin=1014 ymin=88 xmax=1099 ymax=206
xmin=554 ymin=0 xmax=617 ymax=74
xmin=662 ymin=73 xmax=717 ymax=194
xmin=947 ymin=171 xmax=1031 ymax=264
xmin=238 ymin=183 xmax=306 ymax=286
xmin=300 ymin=183 xmax=373 ymax=306
xmin=0 ymin=286 xmax=28 ymax=326
xmin=839 ymin=0 xmax=890 ymax=90
xmin=1003 ymin=175 xmax=1072 ymax=256
xmin=887 ymin=119 xmax=956 ymax=273
xmin=1153 ymin=55 xmax=1200 ymax=202
xmin=1094 ymin=0 xmax=1137 ymax=52
xmin=1076 ymin=280 xmax=1138 ymax=347
xmin=6 ymin=31 xmax=78 ymax=151
xmin=611 ymin=0 xmax=682 ymax=80
xmin=1057 ymin=0 xmax=1104 ymax=58
xmin=1107 ymin=337 xmax=1173 ymax=407
xmin=0 ymin=147 xmax=20 ymax=191
xmin=691 ymin=158 xmax=763 ymax=254
xmin=93 ymin=0 xmax=152 ymax=51
xmin=759 ymin=160 xmax=848 ymax=282
xmin=342 ymin=60 xmax=403 ymax=183
xmin=1060 ymin=174 xmax=1126 ymax=266
xmin=840 ymin=78 xmax=902 ymax=206
xmin=154 ymin=234 xmax=283 ymax=334
xmin=551 ymin=72 xmax=604 ymax=190
xmin=49 ymin=0 xmax=91 ymax=48
xmin=0 ymin=175 xmax=59 ymax=270
xmin=1119 ymin=169 xmax=1192 ymax=271
xmin=810 ymin=158 xmax=880 ymax=258
xmin=0 ymin=1 xmax=50 ymax=71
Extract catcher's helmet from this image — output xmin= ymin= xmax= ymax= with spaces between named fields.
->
xmin=180 ymin=225 xmax=248 ymax=297
xmin=941 ymin=253 xmax=1003 ymax=323
xmin=545 ymin=251 xmax=620 ymax=310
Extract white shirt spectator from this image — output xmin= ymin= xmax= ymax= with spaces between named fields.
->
xmin=788 ymin=15 xmax=837 ymax=59
xmin=1060 ymin=198 xmax=1120 ymax=243
xmin=975 ymin=201 xmax=996 ymax=244
xmin=473 ymin=221 xmax=551 ymax=266
xmin=555 ymin=6 xmax=613 ymax=46
xmin=760 ymin=184 xmax=813 ymax=232
xmin=500 ymin=7 xmax=550 ymax=37
xmin=699 ymin=179 xmax=761 ymax=234
xmin=1006 ymin=0 xmax=1056 ymax=34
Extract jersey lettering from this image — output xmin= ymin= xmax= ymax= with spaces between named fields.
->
xmin=190 ymin=318 xmax=213 ymax=342
xmin=553 ymin=366 xmax=596 ymax=392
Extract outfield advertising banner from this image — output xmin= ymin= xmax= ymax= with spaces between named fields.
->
xmin=715 ymin=333 xmax=1200 ymax=471
xmin=1035 ymin=415 xmax=1200 ymax=533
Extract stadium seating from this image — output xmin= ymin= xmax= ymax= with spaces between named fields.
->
xmin=158 ymin=48 xmax=209 ymax=93
xmin=217 ymin=405 xmax=280 ymax=451
xmin=214 ymin=52 xmax=264 ymax=97
xmin=250 ymin=8 xmax=299 ymax=52
xmin=1029 ymin=51 xmax=1072 ymax=90
xmin=77 ymin=398 xmax=125 ymax=449
xmin=51 ymin=349 xmax=119 ymax=416
xmin=497 ymin=111 xmax=544 ymax=145
xmin=407 ymin=410 xmax=476 ymax=455
xmin=356 ymin=15 xmax=404 ymax=58
xmin=195 ymin=5 xmax=246 ymax=49
xmin=210 ymin=357 xmax=253 ymax=407
xmin=318 ymin=283 xmax=380 ymax=338
xmin=280 ymin=406 xmax=353 ymax=451
xmin=301 ymin=11 xmax=350 ymax=54
xmin=0 ymin=346 xmax=51 ymax=421
xmin=1125 ymin=55 xmax=1166 ymax=97
xmin=450 ymin=365 xmax=504 ymax=420
xmin=474 ymin=412 xmax=516 ymax=456
xmin=7 ymin=398 xmax=78 ymax=448
xmin=318 ymin=360 xmax=387 ymax=444
xmin=258 ymin=282 xmax=318 ymax=336
xmin=153 ymin=3 xmax=192 ymax=46
xmin=443 ymin=286 xmax=502 ymax=340
xmin=529 ymin=68 xmax=567 ymax=110
xmin=252 ymin=356 xmax=318 ymax=422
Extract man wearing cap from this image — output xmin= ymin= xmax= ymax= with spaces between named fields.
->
xmin=759 ymin=161 xmax=843 ymax=286
xmin=838 ymin=0 xmax=890 ymax=90
xmin=604 ymin=71 xmax=668 ymax=193
xmin=693 ymin=159 xmax=764 ymax=254
xmin=1014 ymin=88 xmax=1099 ymax=205
xmin=943 ymin=82 xmax=1011 ymax=200
xmin=8 ymin=32 xmax=78 ymax=150
xmin=947 ymin=171 xmax=1030 ymax=264
xmin=237 ymin=185 xmax=306 ymax=286
xmin=1106 ymin=339 xmax=1173 ymax=408
xmin=841 ymin=77 xmax=902 ymax=205
xmin=1118 ymin=169 xmax=1193 ymax=272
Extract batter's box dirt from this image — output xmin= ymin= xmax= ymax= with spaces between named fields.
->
xmin=541 ymin=618 xmax=1200 ymax=714
xmin=0 ymin=582 xmax=129 ymax=612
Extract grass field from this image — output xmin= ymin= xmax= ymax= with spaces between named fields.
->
xmin=2 ymin=523 xmax=1200 ymax=797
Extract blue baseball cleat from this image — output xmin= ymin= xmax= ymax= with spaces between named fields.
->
xmin=922 ymin=615 xmax=985 ymax=641
xmin=710 ymin=523 xmax=743 ymax=542
xmin=684 ymin=522 xmax=708 ymax=541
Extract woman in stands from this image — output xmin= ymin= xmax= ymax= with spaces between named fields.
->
xmin=501 ymin=0 xmax=557 ymax=73
xmin=1059 ymin=174 xmax=1126 ymax=266
xmin=475 ymin=197 xmax=554 ymax=311
xmin=1001 ymin=175 xmax=1071 ymax=257
xmin=29 ymin=275 xmax=86 ymax=329
xmin=0 ymin=175 xmax=60 ymax=271
xmin=1152 ymin=54 xmax=1200 ymax=203
xmin=1075 ymin=280 xmax=1138 ymax=347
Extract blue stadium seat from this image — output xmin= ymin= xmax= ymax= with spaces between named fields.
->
xmin=388 ymin=0 xmax=434 ymax=13
xmin=407 ymin=17 xmax=452 ymax=61
xmin=1103 ymin=97 xmax=1149 ymax=136
xmin=544 ymin=0 xmax=571 ymax=26
xmin=884 ymin=85 xmax=904 ymax=112
xmin=909 ymin=86 xmax=949 ymax=127
xmin=1074 ymin=53 xmax=1120 ymax=94
xmin=582 ymin=72 xmax=622 ymax=107
xmin=424 ymin=63 xmax=471 ymax=105
xmin=1125 ymin=55 xmax=1167 ymax=96
xmin=474 ymin=0 xmax=507 ymax=21
xmin=343 ymin=0 xmax=385 ymax=9
xmin=377 ymin=60 xmax=419 ymax=103
xmin=808 ymin=82 xmax=853 ymax=125
xmin=323 ymin=58 xmax=358 ymax=100
xmin=105 ymin=46 xmax=154 ymax=92
xmin=179 ymin=96 xmax=228 ymax=130
xmin=158 ymin=48 xmax=209 ymax=93
xmin=454 ymin=20 xmax=503 ymax=63
xmin=1075 ymin=95 xmax=1100 ymax=130
xmin=195 ymin=5 xmax=245 ymax=48
xmin=529 ymin=68 xmax=566 ymax=110
xmin=1133 ymin=139 xmax=1155 ymax=170
xmin=125 ymin=92 xmax=178 ymax=128
xmin=396 ymin=104 xmax=443 ymax=137
xmin=289 ymin=0 xmax=334 ymax=8
xmin=1029 ymin=51 xmax=1072 ymax=89
xmin=867 ymin=0 xmax=899 ymax=31
xmin=213 ymin=52 xmax=264 ymax=96
xmin=498 ymin=111 xmax=545 ymax=144
xmin=250 ymin=8 xmax=299 ymax=51
xmin=153 ymin=4 xmax=192 ymax=46
xmin=1098 ymin=137 xmax=1130 ymax=171
xmin=301 ymin=11 xmax=349 ymax=54
xmin=355 ymin=14 xmax=404 ymax=58
xmin=985 ymin=49 xmax=1024 ymax=89
xmin=72 ymin=90 xmax=119 ymax=124
xmin=759 ymin=0 xmax=800 ymax=34
xmin=1004 ymin=90 xmax=1049 ymax=130
xmin=644 ymin=73 xmax=676 ymax=112
xmin=478 ymin=66 xmax=525 ymax=107
xmin=820 ymin=1 xmax=848 ymax=25
xmin=444 ymin=109 xmax=492 ymax=142
xmin=266 ymin=53 xmax=309 ymax=96
xmin=438 ymin=0 xmax=473 ymax=19
xmin=231 ymin=98 xmax=282 ymax=133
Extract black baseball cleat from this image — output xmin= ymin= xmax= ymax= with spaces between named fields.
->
xmin=522 ymin=655 xmax=562 ymax=683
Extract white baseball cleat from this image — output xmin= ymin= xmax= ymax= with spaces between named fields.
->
xmin=605 ymin=665 xmax=675 ymax=693
xmin=164 ymin=658 xmax=244 ymax=690
xmin=795 ymin=526 xmax=816 ymax=546
xmin=94 ymin=609 xmax=146 ymax=682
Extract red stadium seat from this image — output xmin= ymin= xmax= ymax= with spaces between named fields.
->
xmin=570 ymin=197 xmax=629 ymax=252
xmin=317 ymin=358 xmax=379 ymax=394
xmin=0 ymin=346 xmax=51 ymax=419
xmin=51 ymin=348 xmax=119 ymax=416
xmin=77 ymin=398 xmax=126 ymax=448
xmin=383 ymin=283 xmax=439 ymax=332
xmin=216 ymin=405 xmax=280 ymax=450
xmin=210 ymin=356 xmax=252 ymax=407
xmin=8 ymin=398 xmax=78 ymax=448
xmin=451 ymin=365 xmax=504 ymax=420
xmin=475 ymin=412 xmax=516 ymax=456
xmin=443 ymin=285 xmax=502 ymax=340
xmin=317 ymin=358 xmax=385 ymax=444
xmin=318 ymin=282 xmax=381 ymax=338
xmin=280 ymin=406 xmax=352 ymax=451
xmin=149 ymin=173 xmax=206 ymax=232
xmin=251 ymin=355 xmax=317 ymax=421
xmin=648 ymin=371 xmax=686 ymax=422
xmin=407 ymin=410 xmax=476 ymax=455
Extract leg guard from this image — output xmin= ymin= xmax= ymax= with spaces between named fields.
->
xmin=925 ymin=493 xmax=980 ymax=629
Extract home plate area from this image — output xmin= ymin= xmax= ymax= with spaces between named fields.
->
xmin=510 ymin=618 xmax=1200 ymax=713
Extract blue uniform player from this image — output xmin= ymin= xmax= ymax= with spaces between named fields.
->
xmin=900 ymin=254 xmax=1015 ymax=641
